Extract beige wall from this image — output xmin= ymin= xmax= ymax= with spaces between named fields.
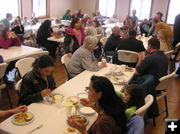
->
xmin=21 ymin=0 xmax=170 ymax=22
xmin=77 ymin=0 xmax=170 ymax=22
xmin=21 ymin=0 xmax=76 ymax=19
xmin=76 ymin=0 xmax=96 ymax=17
xmin=50 ymin=0 xmax=76 ymax=18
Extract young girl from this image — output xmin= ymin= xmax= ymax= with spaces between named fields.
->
xmin=19 ymin=55 xmax=56 ymax=105
xmin=116 ymin=84 xmax=145 ymax=120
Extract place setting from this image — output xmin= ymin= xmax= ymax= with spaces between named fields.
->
xmin=63 ymin=93 xmax=96 ymax=134
xmin=104 ymin=65 xmax=134 ymax=85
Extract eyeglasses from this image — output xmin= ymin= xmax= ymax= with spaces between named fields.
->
xmin=85 ymin=87 xmax=92 ymax=93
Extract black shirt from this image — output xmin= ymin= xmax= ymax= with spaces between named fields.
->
xmin=173 ymin=14 xmax=180 ymax=41
xmin=19 ymin=70 xmax=56 ymax=105
xmin=136 ymin=51 xmax=168 ymax=81
xmin=117 ymin=37 xmax=146 ymax=52
xmin=105 ymin=34 xmax=122 ymax=52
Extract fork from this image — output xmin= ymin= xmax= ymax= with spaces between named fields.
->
xmin=27 ymin=124 xmax=43 ymax=134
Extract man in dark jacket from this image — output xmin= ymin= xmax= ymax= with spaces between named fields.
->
xmin=104 ymin=26 xmax=122 ymax=57
xmin=173 ymin=13 xmax=180 ymax=47
xmin=117 ymin=30 xmax=146 ymax=52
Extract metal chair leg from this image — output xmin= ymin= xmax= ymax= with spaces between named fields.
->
xmin=164 ymin=96 xmax=168 ymax=117
xmin=153 ymin=117 xmax=156 ymax=126
xmin=6 ymin=88 xmax=13 ymax=108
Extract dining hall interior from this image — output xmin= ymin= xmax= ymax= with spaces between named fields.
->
xmin=0 ymin=0 xmax=179 ymax=134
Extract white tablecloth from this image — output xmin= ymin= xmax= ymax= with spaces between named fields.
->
xmin=0 ymin=64 xmax=134 ymax=134
xmin=102 ymin=22 xmax=123 ymax=29
xmin=0 ymin=46 xmax=42 ymax=63
xmin=47 ymin=37 xmax=64 ymax=43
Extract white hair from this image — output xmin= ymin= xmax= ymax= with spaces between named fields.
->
xmin=83 ymin=36 xmax=98 ymax=47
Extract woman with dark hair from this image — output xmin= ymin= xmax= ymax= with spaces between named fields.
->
xmin=36 ymin=20 xmax=58 ymax=58
xmin=19 ymin=55 xmax=56 ymax=105
xmin=67 ymin=75 xmax=127 ymax=134
xmin=11 ymin=16 xmax=24 ymax=35
xmin=11 ymin=16 xmax=25 ymax=42
xmin=0 ymin=23 xmax=21 ymax=49
xmin=64 ymin=17 xmax=85 ymax=55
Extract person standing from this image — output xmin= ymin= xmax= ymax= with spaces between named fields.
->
xmin=0 ymin=13 xmax=13 ymax=30
xmin=129 ymin=10 xmax=138 ymax=31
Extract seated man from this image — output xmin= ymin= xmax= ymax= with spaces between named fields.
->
xmin=135 ymin=37 xmax=168 ymax=83
xmin=117 ymin=30 xmax=146 ymax=52
xmin=131 ymin=38 xmax=168 ymax=118
xmin=104 ymin=26 xmax=122 ymax=57
xmin=67 ymin=36 xmax=107 ymax=77
xmin=116 ymin=30 xmax=146 ymax=67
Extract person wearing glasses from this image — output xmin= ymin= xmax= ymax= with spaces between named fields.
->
xmin=67 ymin=75 xmax=127 ymax=134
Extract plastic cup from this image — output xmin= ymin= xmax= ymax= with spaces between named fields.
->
xmin=55 ymin=95 xmax=63 ymax=108
xmin=65 ymin=102 xmax=73 ymax=116
xmin=101 ymin=58 xmax=107 ymax=64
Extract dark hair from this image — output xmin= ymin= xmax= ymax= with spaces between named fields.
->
xmin=148 ymin=37 xmax=160 ymax=49
xmin=6 ymin=13 xmax=12 ymax=18
xmin=0 ymin=28 xmax=8 ymax=39
xmin=70 ymin=17 xmax=80 ymax=28
xmin=124 ymin=84 xmax=145 ymax=109
xmin=93 ymin=20 xmax=101 ymax=27
xmin=157 ymin=12 xmax=163 ymax=17
xmin=33 ymin=55 xmax=54 ymax=69
xmin=91 ymin=75 xmax=127 ymax=133
xmin=37 ymin=20 xmax=52 ymax=41
xmin=129 ymin=30 xmax=137 ymax=37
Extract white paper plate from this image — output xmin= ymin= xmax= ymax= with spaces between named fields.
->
xmin=11 ymin=112 xmax=34 ymax=126
xmin=79 ymin=107 xmax=96 ymax=115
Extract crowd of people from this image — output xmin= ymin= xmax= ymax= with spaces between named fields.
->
xmin=0 ymin=8 xmax=180 ymax=134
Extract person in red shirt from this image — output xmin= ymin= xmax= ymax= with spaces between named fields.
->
xmin=0 ymin=24 xmax=21 ymax=49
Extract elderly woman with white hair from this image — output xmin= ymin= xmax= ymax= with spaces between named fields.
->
xmin=67 ymin=36 xmax=107 ymax=77
xmin=85 ymin=20 xmax=97 ymax=36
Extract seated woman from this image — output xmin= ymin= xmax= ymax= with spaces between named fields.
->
xmin=64 ymin=17 xmax=85 ymax=55
xmin=62 ymin=9 xmax=72 ymax=20
xmin=67 ymin=75 xmax=127 ymax=134
xmin=93 ymin=20 xmax=104 ymax=36
xmin=11 ymin=16 xmax=24 ymax=35
xmin=11 ymin=16 xmax=25 ymax=42
xmin=66 ymin=36 xmax=106 ymax=77
xmin=36 ymin=20 xmax=58 ymax=58
xmin=0 ymin=24 xmax=21 ymax=49
xmin=19 ymin=55 xmax=56 ymax=105
xmin=116 ymin=84 xmax=145 ymax=120
xmin=157 ymin=29 xmax=172 ymax=52
xmin=85 ymin=20 xmax=97 ymax=36
xmin=0 ymin=105 xmax=27 ymax=121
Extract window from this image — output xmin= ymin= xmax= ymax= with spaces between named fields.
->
xmin=0 ymin=0 xmax=19 ymax=20
xmin=130 ymin=0 xmax=152 ymax=20
xmin=32 ymin=0 xmax=47 ymax=17
xmin=167 ymin=0 xmax=180 ymax=24
xmin=99 ymin=0 xmax=116 ymax=17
